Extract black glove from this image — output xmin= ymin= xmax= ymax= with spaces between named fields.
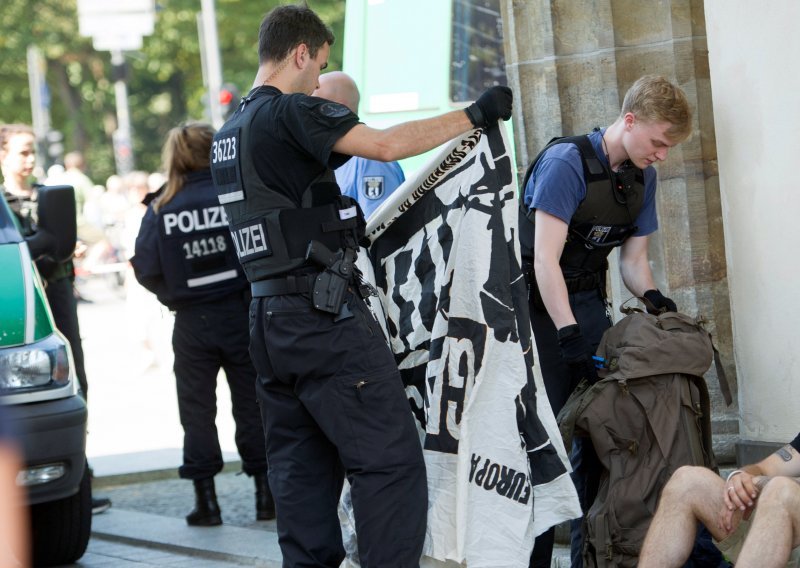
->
xmin=464 ymin=86 xmax=513 ymax=128
xmin=642 ymin=289 xmax=678 ymax=315
xmin=557 ymin=324 xmax=599 ymax=385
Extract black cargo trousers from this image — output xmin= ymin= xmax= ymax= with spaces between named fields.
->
xmin=172 ymin=292 xmax=267 ymax=479
xmin=249 ymin=288 xmax=427 ymax=568
xmin=528 ymin=285 xmax=610 ymax=568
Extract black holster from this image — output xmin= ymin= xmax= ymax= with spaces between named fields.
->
xmin=306 ymin=241 xmax=356 ymax=315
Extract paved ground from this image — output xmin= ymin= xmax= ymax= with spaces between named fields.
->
xmin=95 ymin=466 xmax=274 ymax=531
xmin=73 ymin=537 xmax=251 ymax=567
xmin=68 ymin=272 xmax=572 ymax=567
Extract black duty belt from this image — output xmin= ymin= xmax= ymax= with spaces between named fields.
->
xmin=251 ymin=274 xmax=317 ymax=297
xmin=564 ymin=271 xmax=604 ymax=293
xmin=523 ymin=266 xmax=606 ymax=311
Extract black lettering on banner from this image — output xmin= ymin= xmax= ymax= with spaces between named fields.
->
xmin=424 ymin=317 xmax=487 ymax=455
xmin=484 ymin=463 xmax=500 ymax=490
xmin=495 ymin=465 xmax=517 ymax=498
xmin=469 ymin=453 xmax=481 ymax=481
xmin=469 ymin=453 xmax=531 ymax=505
xmin=229 ymin=218 xmax=272 ymax=262
xmin=474 ymin=457 xmax=489 ymax=485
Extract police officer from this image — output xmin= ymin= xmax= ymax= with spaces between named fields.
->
xmin=313 ymin=71 xmax=405 ymax=220
xmin=210 ymin=4 xmax=511 ymax=566
xmin=519 ymin=76 xmax=691 ymax=567
xmin=131 ymin=123 xmax=272 ymax=526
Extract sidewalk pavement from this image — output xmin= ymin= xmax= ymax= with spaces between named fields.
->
xmin=91 ymin=453 xmax=284 ymax=566
xmin=78 ymin=276 xmax=571 ymax=566
xmin=92 ymin=509 xmax=282 ymax=567
xmin=90 ymin=451 xmax=571 ymax=567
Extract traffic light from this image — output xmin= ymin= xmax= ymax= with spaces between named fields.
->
xmin=219 ymin=82 xmax=241 ymax=120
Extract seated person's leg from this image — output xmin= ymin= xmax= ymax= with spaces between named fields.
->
xmin=734 ymin=477 xmax=800 ymax=568
xmin=639 ymin=466 xmax=731 ymax=568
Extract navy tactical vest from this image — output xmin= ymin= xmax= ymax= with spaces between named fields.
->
xmin=519 ymin=134 xmax=645 ymax=284
xmin=150 ymin=171 xmax=246 ymax=309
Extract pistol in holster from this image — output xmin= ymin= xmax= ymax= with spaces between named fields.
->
xmin=305 ymin=240 xmax=356 ymax=316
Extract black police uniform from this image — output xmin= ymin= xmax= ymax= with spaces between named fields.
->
xmin=211 ymin=86 xmax=427 ymax=568
xmin=131 ymin=170 xmax=267 ymax=480
xmin=2 ymin=188 xmax=89 ymax=400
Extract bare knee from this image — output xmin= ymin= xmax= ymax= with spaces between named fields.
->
xmin=657 ymin=465 xmax=725 ymax=524
xmin=758 ymin=477 xmax=800 ymax=510
xmin=661 ymin=466 xmax=715 ymax=501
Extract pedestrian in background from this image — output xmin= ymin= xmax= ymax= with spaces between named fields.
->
xmin=131 ymin=122 xmax=273 ymax=526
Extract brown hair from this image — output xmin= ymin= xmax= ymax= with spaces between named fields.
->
xmin=258 ymin=3 xmax=335 ymax=64
xmin=621 ymin=75 xmax=692 ymax=143
xmin=0 ymin=124 xmax=34 ymax=153
xmin=153 ymin=123 xmax=215 ymax=213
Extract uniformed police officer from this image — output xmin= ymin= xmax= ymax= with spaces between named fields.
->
xmin=519 ymin=76 xmax=691 ymax=567
xmin=209 ymin=5 xmax=512 ymax=566
xmin=131 ymin=123 xmax=272 ymax=526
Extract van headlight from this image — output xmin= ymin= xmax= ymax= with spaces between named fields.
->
xmin=0 ymin=334 xmax=71 ymax=392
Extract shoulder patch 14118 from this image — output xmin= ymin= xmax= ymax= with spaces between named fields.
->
xmin=318 ymin=102 xmax=351 ymax=118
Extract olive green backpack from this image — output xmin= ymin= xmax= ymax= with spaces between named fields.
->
xmin=558 ymin=309 xmax=731 ymax=568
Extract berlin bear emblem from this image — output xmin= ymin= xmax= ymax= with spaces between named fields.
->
xmin=362 ymin=176 xmax=385 ymax=200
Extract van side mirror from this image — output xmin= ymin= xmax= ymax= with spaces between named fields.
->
xmin=36 ymin=185 xmax=77 ymax=263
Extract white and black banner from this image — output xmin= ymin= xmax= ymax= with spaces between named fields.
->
xmin=347 ymin=122 xmax=581 ymax=567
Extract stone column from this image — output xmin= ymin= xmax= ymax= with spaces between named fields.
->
xmin=501 ymin=0 xmax=737 ymax=461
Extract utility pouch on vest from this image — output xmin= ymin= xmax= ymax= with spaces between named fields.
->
xmin=306 ymin=240 xmax=355 ymax=315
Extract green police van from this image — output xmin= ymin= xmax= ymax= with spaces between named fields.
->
xmin=0 ymin=186 xmax=91 ymax=566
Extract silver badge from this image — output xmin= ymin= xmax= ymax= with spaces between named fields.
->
xmin=363 ymin=176 xmax=385 ymax=200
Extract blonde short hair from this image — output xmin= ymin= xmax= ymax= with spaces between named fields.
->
xmin=621 ymin=75 xmax=692 ymax=143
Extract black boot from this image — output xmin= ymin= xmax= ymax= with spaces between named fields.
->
xmin=254 ymin=473 xmax=275 ymax=521
xmin=186 ymin=478 xmax=222 ymax=526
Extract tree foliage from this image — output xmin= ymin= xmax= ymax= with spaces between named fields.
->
xmin=0 ymin=0 xmax=345 ymax=184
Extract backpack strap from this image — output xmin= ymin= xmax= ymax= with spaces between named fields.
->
xmin=593 ymin=512 xmax=612 ymax=568
xmin=712 ymin=344 xmax=733 ymax=406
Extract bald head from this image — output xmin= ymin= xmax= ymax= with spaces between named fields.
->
xmin=314 ymin=71 xmax=360 ymax=114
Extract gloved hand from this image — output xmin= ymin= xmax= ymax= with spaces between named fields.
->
xmin=464 ymin=86 xmax=513 ymax=128
xmin=642 ymin=289 xmax=678 ymax=315
xmin=557 ymin=324 xmax=599 ymax=386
